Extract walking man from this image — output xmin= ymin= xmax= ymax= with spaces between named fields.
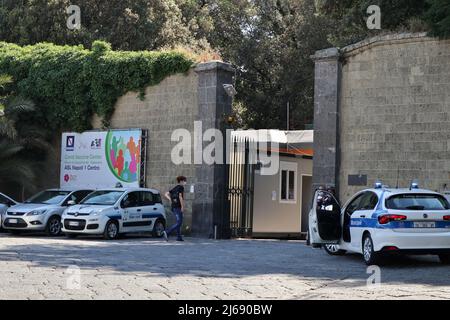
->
xmin=162 ymin=176 xmax=187 ymax=241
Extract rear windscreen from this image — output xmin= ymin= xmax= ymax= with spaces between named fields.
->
xmin=386 ymin=194 xmax=450 ymax=210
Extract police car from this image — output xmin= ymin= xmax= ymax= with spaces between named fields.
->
xmin=309 ymin=182 xmax=450 ymax=265
xmin=61 ymin=188 xmax=166 ymax=240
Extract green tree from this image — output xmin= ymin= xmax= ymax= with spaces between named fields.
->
xmin=317 ymin=0 xmax=431 ymax=46
xmin=204 ymin=0 xmax=334 ymax=129
xmin=424 ymin=0 xmax=450 ymax=38
xmin=0 ymin=74 xmax=51 ymax=192
xmin=0 ymin=0 xmax=334 ymax=129
xmin=1 ymin=0 xmax=450 ymax=131
xmin=0 ymin=0 xmax=210 ymax=51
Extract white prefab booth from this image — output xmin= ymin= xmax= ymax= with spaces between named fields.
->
xmin=230 ymin=130 xmax=313 ymax=238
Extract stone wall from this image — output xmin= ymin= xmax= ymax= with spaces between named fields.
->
xmin=93 ymin=69 xmax=199 ymax=233
xmin=8 ymin=61 xmax=236 ymax=237
xmin=92 ymin=61 xmax=235 ymax=237
xmin=313 ymin=33 xmax=450 ymax=203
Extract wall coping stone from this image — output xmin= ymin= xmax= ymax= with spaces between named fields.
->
xmin=311 ymin=47 xmax=340 ymax=61
xmin=194 ymin=61 xmax=235 ymax=73
xmin=341 ymin=32 xmax=433 ymax=57
xmin=312 ymin=32 xmax=442 ymax=61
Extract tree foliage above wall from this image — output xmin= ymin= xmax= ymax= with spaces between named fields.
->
xmin=1 ymin=1 xmax=449 ymax=131
xmin=0 ymin=40 xmax=194 ymax=131
xmin=424 ymin=0 xmax=450 ymax=39
xmin=317 ymin=0 xmax=450 ymax=46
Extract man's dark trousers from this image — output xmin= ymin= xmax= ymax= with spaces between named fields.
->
xmin=166 ymin=207 xmax=183 ymax=240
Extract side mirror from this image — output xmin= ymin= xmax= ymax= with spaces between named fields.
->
xmin=67 ymin=200 xmax=76 ymax=206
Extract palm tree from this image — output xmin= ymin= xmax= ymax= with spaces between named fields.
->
xmin=0 ymin=74 xmax=52 ymax=193
xmin=0 ymin=139 xmax=36 ymax=187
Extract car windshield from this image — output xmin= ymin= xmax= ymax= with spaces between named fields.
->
xmin=386 ymin=194 xmax=450 ymax=210
xmin=80 ymin=191 xmax=124 ymax=205
xmin=25 ymin=190 xmax=71 ymax=204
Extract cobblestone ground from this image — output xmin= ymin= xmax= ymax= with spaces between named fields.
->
xmin=1 ymin=233 xmax=450 ymax=300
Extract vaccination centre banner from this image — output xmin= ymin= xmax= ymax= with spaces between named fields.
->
xmin=60 ymin=129 xmax=143 ymax=189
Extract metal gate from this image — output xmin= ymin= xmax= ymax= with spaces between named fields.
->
xmin=227 ymin=137 xmax=255 ymax=238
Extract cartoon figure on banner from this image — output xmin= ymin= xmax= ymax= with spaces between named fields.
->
xmin=106 ymin=131 xmax=141 ymax=184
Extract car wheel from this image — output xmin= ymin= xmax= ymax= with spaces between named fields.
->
xmin=152 ymin=219 xmax=165 ymax=238
xmin=46 ymin=216 xmax=62 ymax=236
xmin=438 ymin=254 xmax=450 ymax=264
xmin=103 ymin=220 xmax=119 ymax=240
xmin=362 ymin=233 xmax=381 ymax=265
xmin=65 ymin=234 xmax=78 ymax=239
xmin=324 ymin=244 xmax=347 ymax=256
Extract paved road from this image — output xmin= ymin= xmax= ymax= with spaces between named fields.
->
xmin=0 ymin=233 xmax=450 ymax=299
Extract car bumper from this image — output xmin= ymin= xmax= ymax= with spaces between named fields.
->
xmin=2 ymin=216 xmax=47 ymax=231
xmin=61 ymin=216 xmax=107 ymax=235
xmin=372 ymin=229 xmax=450 ymax=252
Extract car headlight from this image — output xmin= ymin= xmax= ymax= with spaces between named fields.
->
xmin=27 ymin=209 xmax=48 ymax=216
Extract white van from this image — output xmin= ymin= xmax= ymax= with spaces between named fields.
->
xmin=61 ymin=188 xmax=166 ymax=240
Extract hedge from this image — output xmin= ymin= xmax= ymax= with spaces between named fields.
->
xmin=0 ymin=41 xmax=194 ymax=131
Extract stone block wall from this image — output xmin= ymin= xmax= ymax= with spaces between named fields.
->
xmin=93 ymin=70 xmax=199 ymax=233
xmin=313 ymin=33 xmax=450 ymax=203
xmin=92 ymin=61 xmax=235 ymax=237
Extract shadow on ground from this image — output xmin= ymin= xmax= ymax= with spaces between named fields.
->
xmin=0 ymin=232 xmax=449 ymax=287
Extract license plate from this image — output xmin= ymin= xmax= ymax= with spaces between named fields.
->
xmin=69 ymin=221 xmax=79 ymax=226
xmin=414 ymin=221 xmax=435 ymax=228
xmin=8 ymin=219 xmax=17 ymax=224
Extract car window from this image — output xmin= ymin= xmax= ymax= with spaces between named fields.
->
xmin=386 ymin=194 xmax=450 ymax=210
xmin=153 ymin=193 xmax=162 ymax=204
xmin=140 ymin=192 xmax=155 ymax=206
xmin=358 ymin=192 xmax=379 ymax=210
xmin=81 ymin=191 xmax=124 ymax=205
xmin=25 ymin=190 xmax=71 ymax=205
xmin=0 ymin=194 xmax=9 ymax=204
xmin=121 ymin=191 xmax=140 ymax=208
xmin=345 ymin=193 xmax=364 ymax=216
xmin=67 ymin=190 xmax=93 ymax=204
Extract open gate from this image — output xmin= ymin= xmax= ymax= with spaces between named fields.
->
xmin=227 ymin=137 xmax=255 ymax=238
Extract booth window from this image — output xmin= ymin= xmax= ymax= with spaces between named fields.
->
xmin=280 ymin=161 xmax=297 ymax=203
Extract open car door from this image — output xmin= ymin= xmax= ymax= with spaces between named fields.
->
xmin=309 ymin=190 xmax=342 ymax=245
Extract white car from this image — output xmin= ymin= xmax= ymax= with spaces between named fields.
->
xmin=3 ymin=188 xmax=94 ymax=236
xmin=61 ymin=188 xmax=166 ymax=240
xmin=0 ymin=193 xmax=18 ymax=230
xmin=309 ymin=183 xmax=450 ymax=265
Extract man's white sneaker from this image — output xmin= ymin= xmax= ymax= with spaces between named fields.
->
xmin=162 ymin=231 xmax=168 ymax=242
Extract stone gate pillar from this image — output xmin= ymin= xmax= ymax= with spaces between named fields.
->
xmin=192 ymin=61 xmax=235 ymax=238
xmin=311 ymin=48 xmax=342 ymax=193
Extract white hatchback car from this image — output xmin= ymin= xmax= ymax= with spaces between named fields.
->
xmin=309 ymin=183 xmax=450 ymax=265
xmin=0 ymin=192 xmax=18 ymax=230
xmin=61 ymin=188 xmax=166 ymax=240
xmin=3 ymin=188 xmax=94 ymax=236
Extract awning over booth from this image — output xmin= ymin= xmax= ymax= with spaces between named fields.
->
xmin=231 ymin=129 xmax=313 ymax=157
